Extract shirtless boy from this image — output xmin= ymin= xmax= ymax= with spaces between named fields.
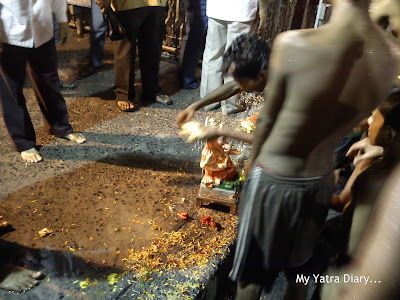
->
xmin=181 ymin=0 xmax=399 ymax=299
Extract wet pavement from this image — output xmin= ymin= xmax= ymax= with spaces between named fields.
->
xmin=0 ymin=32 xmax=240 ymax=300
xmin=0 ymin=33 xmax=320 ymax=300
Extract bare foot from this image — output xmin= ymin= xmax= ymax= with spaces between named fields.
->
xmin=0 ymin=216 xmax=9 ymax=230
xmin=65 ymin=133 xmax=86 ymax=144
xmin=20 ymin=148 xmax=42 ymax=163
xmin=0 ymin=265 xmax=43 ymax=293
xmin=117 ymin=100 xmax=135 ymax=112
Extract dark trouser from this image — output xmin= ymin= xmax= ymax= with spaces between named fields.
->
xmin=0 ymin=39 xmax=72 ymax=152
xmin=114 ymin=6 xmax=166 ymax=103
xmin=179 ymin=0 xmax=208 ymax=89
xmin=113 ymin=38 xmax=133 ymax=101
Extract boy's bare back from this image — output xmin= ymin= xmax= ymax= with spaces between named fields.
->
xmin=252 ymin=1 xmax=398 ymax=177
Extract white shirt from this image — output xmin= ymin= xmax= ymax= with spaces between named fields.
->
xmin=206 ymin=0 xmax=258 ymax=22
xmin=0 ymin=0 xmax=68 ymax=48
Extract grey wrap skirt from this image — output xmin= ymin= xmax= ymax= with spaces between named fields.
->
xmin=229 ymin=165 xmax=334 ymax=290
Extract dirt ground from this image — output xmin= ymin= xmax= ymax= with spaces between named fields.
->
xmin=0 ymin=161 xmax=201 ymax=268
xmin=0 ymin=127 xmax=239 ymax=298
xmin=0 ymin=150 xmax=239 ymax=298
xmin=0 ymin=27 xmax=248 ymax=299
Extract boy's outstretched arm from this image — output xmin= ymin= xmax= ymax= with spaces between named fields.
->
xmin=177 ymin=81 xmax=240 ymax=127
xmin=200 ymin=127 xmax=253 ymax=144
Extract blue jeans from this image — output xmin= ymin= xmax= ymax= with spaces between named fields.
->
xmin=179 ymin=0 xmax=208 ymax=89
xmin=90 ymin=0 xmax=107 ymax=68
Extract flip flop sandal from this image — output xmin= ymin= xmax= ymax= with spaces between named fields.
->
xmin=117 ymin=100 xmax=136 ymax=112
xmin=59 ymin=80 xmax=77 ymax=89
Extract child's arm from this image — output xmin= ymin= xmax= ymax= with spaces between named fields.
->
xmin=331 ymin=139 xmax=382 ymax=212
xmin=177 ymin=81 xmax=240 ymax=127
xmin=331 ymin=162 xmax=364 ymax=212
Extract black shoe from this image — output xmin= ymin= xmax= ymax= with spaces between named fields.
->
xmin=155 ymin=95 xmax=173 ymax=105
xmin=75 ymin=59 xmax=104 ymax=78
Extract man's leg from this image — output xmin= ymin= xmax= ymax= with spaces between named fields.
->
xmin=179 ymin=0 xmax=208 ymax=89
xmin=27 ymin=39 xmax=73 ymax=137
xmin=113 ymin=38 xmax=135 ymax=110
xmin=114 ymin=9 xmax=144 ymax=110
xmin=27 ymin=39 xmax=86 ymax=147
xmin=221 ymin=20 xmax=256 ymax=114
xmin=200 ymin=17 xmax=228 ymax=111
xmin=89 ymin=0 xmax=107 ymax=68
xmin=138 ymin=6 xmax=166 ymax=103
xmin=0 ymin=43 xmax=37 ymax=153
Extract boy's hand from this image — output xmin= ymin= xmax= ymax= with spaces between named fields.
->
xmin=346 ymin=137 xmax=383 ymax=166
xmin=95 ymin=0 xmax=111 ymax=11
xmin=58 ymin=22 xmax=71 ymax=44
xmin=179 ymin=121 xmax=204 ymax=143
xmin=176 ymin=106 xmax=196 ymax=128
xmin=346 ymin=137 xmax=368 ymax=158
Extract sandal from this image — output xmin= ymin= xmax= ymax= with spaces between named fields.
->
xmin=59 ymin=80 xmax=77 ymax=89
xmin=117 ymin=100 xmax=136 ymax=112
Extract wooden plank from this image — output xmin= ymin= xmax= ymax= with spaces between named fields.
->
xmin=68 ymin=0 xmax=91 ymax=8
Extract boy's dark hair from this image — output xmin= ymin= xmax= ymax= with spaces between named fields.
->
xmin=379 ymin=87 xmax=400 ymax=133
xmin=385 ymin=103 xmax=400 ymax=133
xmin=379 ymin=87 xmax=400 ymax=116
xmin=221 ymin=34 xmax=270 ymax=80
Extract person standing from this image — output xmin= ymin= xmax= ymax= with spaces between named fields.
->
xmin=75 ymin=0 xmax=108 ymax=77
xmin=89 ymin=0 xmax=107 ymax=71
xmin=0 ymin=0 xmax=86 ymax=163
xmin=96 ymin=0 xmax=172 ymax=112
xmin=200 ymin=0 xmax=257 ymax=114
xmin=179 ymin=0 xmax=208 ymax=90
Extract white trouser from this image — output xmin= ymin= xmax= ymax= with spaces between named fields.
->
xmin=200 ymin=17 xmax=255 ymax=114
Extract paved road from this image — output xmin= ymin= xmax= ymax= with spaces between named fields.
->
xmin=0 ymin=34 xmax=321 ymax=299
